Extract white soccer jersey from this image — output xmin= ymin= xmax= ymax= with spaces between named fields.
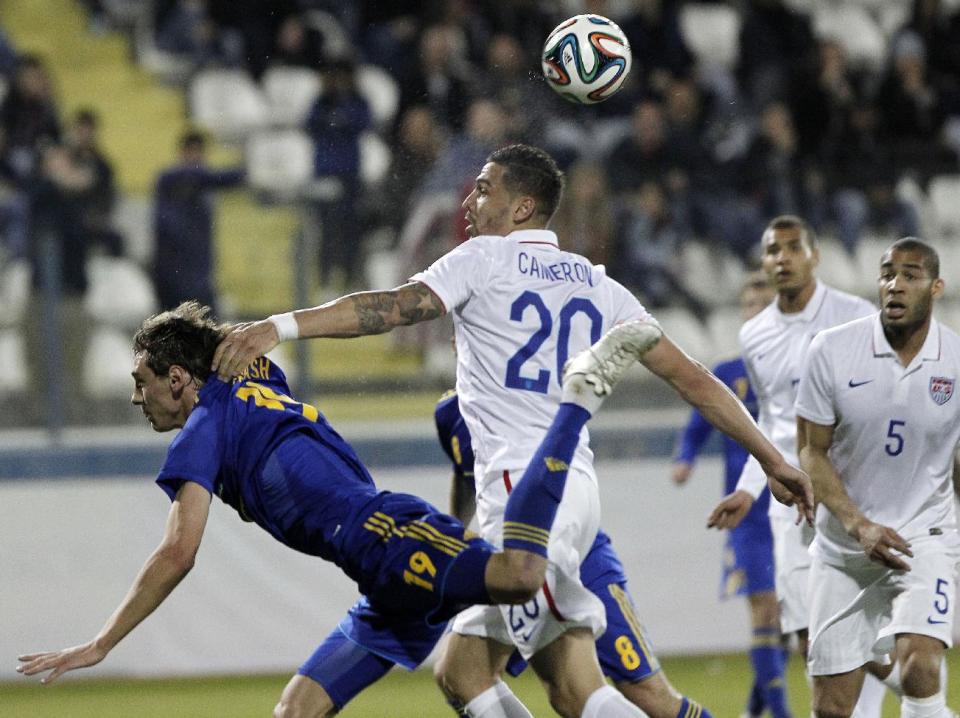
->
xmin=735 ymin=281 xmax=874 ymax=518
xmin=410 ymin=229 xmax=650 ymax=489
xmin=796 ymin=314 xmax=960 ymax=564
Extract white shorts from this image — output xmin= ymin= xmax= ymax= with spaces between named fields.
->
xmin=770 ymin=514 xmax=814 ymax=634
xmin=451 ymin=464 xmax=606 ymax=659
xmin=807 ymin=532 xmax=960 ymax=676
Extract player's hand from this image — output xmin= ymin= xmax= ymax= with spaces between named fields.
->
xmin=17 ymin=641 xmax=107 ymax=684
xmin=854 ymin=520 xmax=913 ymax=571
xmin=212 ymin=320 xmax=279 ymax=381
xmin=707 ymin=490 xmax=754 ymax=529
xmin=671 ymin=462 xmax=693 ymax=486
xmin=766 ymin=462 xmax=815 ymax=527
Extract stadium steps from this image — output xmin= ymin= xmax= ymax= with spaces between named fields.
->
xmin=0 ymin=1 xmax=423 ymax=403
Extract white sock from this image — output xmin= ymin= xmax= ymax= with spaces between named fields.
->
xmin=939 ymin=658 xmax=948 ymax=701
xmin=851 ymin=673 xmax=885 ymax=718
xmin=901 ymin=693 xmax=950 ymax=718
xmin=883 ymin=661 xmax=904 ymax=698
xmin=581 ymin=685 xmax=648 ymax=717
xmin=464 ymin=682 xmax=533 ymax=718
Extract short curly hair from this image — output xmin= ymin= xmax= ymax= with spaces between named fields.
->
xmin=133 ymin=301 xmax=227 ymax=381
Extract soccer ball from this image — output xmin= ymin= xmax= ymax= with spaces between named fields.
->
xmin=541 ymin=14 xmax=632 ymax=105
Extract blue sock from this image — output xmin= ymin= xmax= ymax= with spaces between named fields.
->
xmin=746 ymin=678 xmax=765 ymax=716
xmin=750 ymin=627 xmax=791 ymax=718
xmin=502 ymin=403 xmax=590 ymax=556
xmin=676 ymin=696 xmax=713 ymax=718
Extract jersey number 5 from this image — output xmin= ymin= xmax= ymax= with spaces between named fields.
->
xmin=505 ymin=291 xmax=602 ymax=394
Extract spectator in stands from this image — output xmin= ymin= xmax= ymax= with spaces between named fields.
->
xmin=469 ymin=33 xmax=553 ymax=144
xmin=397 ymin=24 xmax=472 ymax=132
xmin=617 ymin=180 xmax=707 ymax=319
xmin=155 ymin=0 xmax=222 ymax=69
xmin=304 ymin=58 xmax=372 ymax=292
xmin=737 ymin=102 xmax=804 ymax=226
xmin=0 ymin=128 xmax=29 ymax=262
xmin=0 ymin=54 xmax=60 ymax=187
xmin=607 ymin=99 xmax=682 ymax=194
xmin=901 ymin=0 xmax=960 ymax=114
xmin=152 ymin=130 xmax=244 ymax=314
xmin=0 ymin=28 xmax=18 ymax=79
xmin=875 ymin=30 xmax=954 ymax=180
xmin=268 ymin=14 xmax=326 ymax=71
xmin=376 ymin=105 xmax=445 ymax=237
xmin=550 ymin=160 xmax=615 ymax=267
xmin=737 ymin=0 xmax=815 ymax=108
xmin=619 ymin=0 xmax=694 ymax=96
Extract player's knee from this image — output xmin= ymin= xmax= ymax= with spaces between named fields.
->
xmin=433 ymin=644 xmax=482 ymax=704
xmin=811 ymin=693 xmax=855 ymax=718
xmin=544 ymin=681 xmax=581 ymax=718
xmin=273 ymin=697 xmax=336 ymax=718
xmin=899 ymin=650 xmax=942 ymax=696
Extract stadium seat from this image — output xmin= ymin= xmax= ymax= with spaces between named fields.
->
xmin=654 ymin=306 xmax=714 ymax=363
xmin=83 ymin=325 xmax=140 ymax=398
xmin=0 ymin=329 xmax=26 ymax=393
xmin=852 ymin=233 xmax=893 ymax=298
xmin=815 ymin=237 xmax=860 ymax=296
xmin=84 ymin=256 xmax=158 ymax=329
xmin=111 ymin=195 xmax=153 ymax=265
xmin=927 ymin=174 xmax=960 ymax=238
xmin=190 ymin=69 xmax=269 ymax=141
xmin=261 ymin=66 xmax=321 ymax=127
xmin=707 ymin=304 xmax=744 ymax=362
xmin=811 ymin=3 xmax=886 ymax=69
xmin=0 ymin=259 xmax=30 ymax=327
xmin=359 ymin=131 xmax=391 ymax=186
xmin=302 ymin=9 xmax=352 ymax=60
xmin=683 ymin=241 xmax=744 ymax=307
xmin=679 ymin=3 xmax=741 ymax=70
xmin=356 ymin=64 xmax=400 ymax=130
xmin=246 ymin=129 xmax=315 ymax=199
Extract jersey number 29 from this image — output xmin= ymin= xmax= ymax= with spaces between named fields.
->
xmin=505 ymin=291 xmax=602 ymax=393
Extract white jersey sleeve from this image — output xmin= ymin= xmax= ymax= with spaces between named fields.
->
xmin=795 ymin=332 xmax=836 ymax=427
xmin=735 ymin=454 xmax=768 ymax=500
xmin=410 ymin=237 xmax=497 ymax=312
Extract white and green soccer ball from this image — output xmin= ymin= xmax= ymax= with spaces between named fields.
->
xmin=541 ymin=14 xmax=632 ymax=105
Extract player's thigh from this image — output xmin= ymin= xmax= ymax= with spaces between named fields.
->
xmin=529 ymin=626 xmax=607 ymax=717
xmin=294 ymin=626 xmax=395 ymax=714
xmin=770 ymin=515 xmax=813 ymax=634
xmin=434 ymin=630 xmax=515 ymax=698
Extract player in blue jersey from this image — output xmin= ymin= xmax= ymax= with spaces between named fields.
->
xmin=436 ymin=389 xmax=713 ymax=718
xmin=15 ymin=301 xmax=610 ymax=718
xmin=670 ymin=275 xmax=789 ymax=718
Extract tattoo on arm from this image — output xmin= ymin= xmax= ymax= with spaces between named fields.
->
xmin=348 ymin=283 xmax=444 ymax=334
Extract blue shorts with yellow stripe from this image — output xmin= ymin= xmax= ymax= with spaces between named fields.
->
xmin=721 ymin=515 xmax=775 ymax=598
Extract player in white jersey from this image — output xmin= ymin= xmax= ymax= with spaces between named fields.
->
xmin=706 ymin=216 xmax=893 ymax=717
xmin=795 ymin=238 xmax=959 ymax=718
xmin=212 ymin=145 xmax=811 ymax=718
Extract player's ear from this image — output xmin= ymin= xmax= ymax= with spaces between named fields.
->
xmin=932 ymin=276 xmax=945 ymax=300
xmin=168 ymin=365 xmax=192 ymax=394
xmin=514 ymin=196 xmax=536 ymax=224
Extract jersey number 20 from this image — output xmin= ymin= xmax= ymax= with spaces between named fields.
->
xmin=505 ymin=291 xmax=602 ymax=393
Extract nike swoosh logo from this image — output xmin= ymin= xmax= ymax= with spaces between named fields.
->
xmin=848 ymin=379 xmax=874 ymax=388
xmin=928 ymin=617 xmax=948 ymax=625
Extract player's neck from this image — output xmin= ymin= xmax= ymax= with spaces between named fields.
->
xmin=883 ymin=316 xmax=931 ymax=366
xmin=776 ymin=279 xmax=816 ymax=314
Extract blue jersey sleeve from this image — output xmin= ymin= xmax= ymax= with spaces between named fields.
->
xmin=155 ymin=384 xmax=228 ymax=501
xmin=674 ymin=407 xmax=713 ymax=464
xmin=434 ymin=392 xmax=474 ymax=480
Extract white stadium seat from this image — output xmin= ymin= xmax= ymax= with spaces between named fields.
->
xmin=356 ymin=64 xmax=400 ymax=130
xmin=0 ymin=259 xmax=31 ymax=327
xmin=811 ymin=3 xmax=885 ymax=69
xmin=707 ymin=304 xmax=745 ymax=362
xmin=927 ymin=174 xmax=960 ymax=238
xmin=84 ymin=256 xmax=158 ymax=329
xmin=0 ymin=329 xmax=26 ymax=392
xmin=815 ymin=238 xmax=861 ymax=296
xmin=655 ymin=306 xmax=715 ymax=364
xmin=83 ymin=325 xmax=140 ymax=399
xmin=679 ymin=3 xmax=741 ymax=70
xmin=359 ymin=131 xmax=391 ymax=186
xmin=190 ymin=68 xmax=269 ymax=140
xmin=262 ymin=65 xmax=322 ymax=127
xmin=246 ymin=129 xmax=315 ymax=199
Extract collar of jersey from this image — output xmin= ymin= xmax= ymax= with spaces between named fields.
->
xmin=871 ymin=313 xmax=941 ymax=365
xmin=511 ymin=229 xmax=559 ymax=247
xmin=778 ymin=279 xmax=827 ymax=324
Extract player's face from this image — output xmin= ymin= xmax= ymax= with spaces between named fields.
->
xmin=740 ymin=285 xmax=775 ymax=322
xmin=760 ymin=226 xmax=818 ymax=295
xmin=462 ymin=162 xmax=518 ymax=238
xmin=878 ymin=248 xmax=943 ymax=331
xmin=130 ymin=352 xmax=184 ymax=432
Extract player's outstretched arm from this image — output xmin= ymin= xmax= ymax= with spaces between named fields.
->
xmin=640 ymin=336 xmax=814 ymax=523
xmin=798 ymin=417 xmax=912 ymax=571
xmin=707 ymin=490 xmax=755 ymax=529
xmin=17 ymin=482 xmax=211 ymax=684
xmin=212 ymin=282 xmax=445 ymax=379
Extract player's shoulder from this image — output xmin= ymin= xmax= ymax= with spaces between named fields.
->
xmin=810 ymin=313 xmax=874 ymax=354
xmin=738 ymin=301 xmax=778 ymax=345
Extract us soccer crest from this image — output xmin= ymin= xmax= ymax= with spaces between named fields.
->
xmin=929 ymin=376 xmax=954 ymax=405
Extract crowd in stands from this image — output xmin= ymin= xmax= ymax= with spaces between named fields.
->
xmin=1 ymin=0 xmax=960 ymax=419
xmin=138 ymin=0 xmax=960 ymax=310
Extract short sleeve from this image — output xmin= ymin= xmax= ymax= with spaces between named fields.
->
xmin=410 ymin=238 xmax=495 ymax=313
xmin=795 ymin=332 xmax=836 ymax=426
xmin=735 ymin=454 xmax=768 ymax=500
xmin=155 ymin=403 xmax=223 ymax=501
